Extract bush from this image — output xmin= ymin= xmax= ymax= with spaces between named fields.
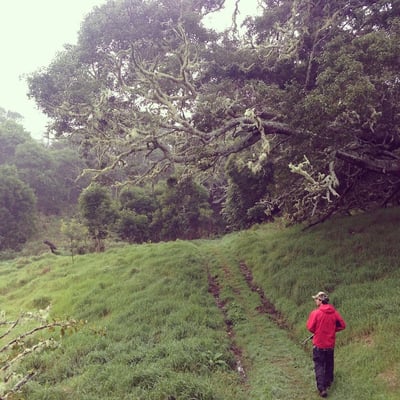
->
xmin=115 ymin=210 xmax=149 ymax=243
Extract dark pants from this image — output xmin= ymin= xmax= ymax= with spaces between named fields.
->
xmin=313 ymin=346 xmax=334 ymax=392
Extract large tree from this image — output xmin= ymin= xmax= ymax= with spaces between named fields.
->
xmin=0 ymin=165 xmax=37 ymax=250
xmin=245 ymin=0 xmax=400 ymax=223
xmin=27 ymin=0 xmax=400 ymax=225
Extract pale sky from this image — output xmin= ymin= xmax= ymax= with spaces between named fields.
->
xmin=0 ymin=0 xmax=259 ymax=140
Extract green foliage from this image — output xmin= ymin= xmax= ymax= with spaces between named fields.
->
xmin=114 ymin=186 xmax=156 ymax=243
xmin=0 ymin=165 xmax=37 ymax=251
xmin=119 ymin=185 xmax=157 ymax=215
xmin=14 ymin=141 xmax=61 ymax=215
xmin=25 ymin=0 xmax=400 ymax=226
xmin=0 ymin=117 xmax=31 ymax=165
xmin=115 ymin=210 xmax=149 ymax=244
xmin=0 ymin=112 xmax=86 ymax=219
xmin=223 ymin=155 xmax=274 ymax=230
xmin=115 ymin=180 xmax=218 ymax=243
xmin=60 ymin=218 xmax=89 ymax=257
xmin=78 ymin=185 xmax=117 ymax=251
xmin=50 ymin=145 xmax=89 ymax=205
xmin=151 ymin=176 xmax=214 ymax=241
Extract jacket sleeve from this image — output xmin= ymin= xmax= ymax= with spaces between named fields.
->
xmin=335 ymin=311 xmax=346 ymax=332
xmin=306 ymin=310 xmax=317 ymax=333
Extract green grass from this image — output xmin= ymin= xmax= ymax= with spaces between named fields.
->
xmin=1 ymin=207 xmax=399 ymax=399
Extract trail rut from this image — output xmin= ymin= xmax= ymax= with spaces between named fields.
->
xmin=205 ymin=246 xmax=316 ymax=399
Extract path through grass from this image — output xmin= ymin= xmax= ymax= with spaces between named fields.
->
xmin=202 ymin=242 xmax=317 ymax=399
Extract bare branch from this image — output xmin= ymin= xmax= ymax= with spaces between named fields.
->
xmin=336 ymin=150 xmax=400 ymax=177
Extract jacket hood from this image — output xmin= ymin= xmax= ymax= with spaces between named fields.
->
xmin=319 ymin=304 xmax=335 ymax=314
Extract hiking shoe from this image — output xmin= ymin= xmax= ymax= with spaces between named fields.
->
xmin=319 ymin=390 xmax=328 ymax=397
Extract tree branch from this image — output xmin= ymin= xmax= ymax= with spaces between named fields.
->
xmin=336 ymin=149 xmax=400 ymax=177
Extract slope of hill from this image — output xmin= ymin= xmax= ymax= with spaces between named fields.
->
xmin=0 ymin=207 xmax=399 ymax=399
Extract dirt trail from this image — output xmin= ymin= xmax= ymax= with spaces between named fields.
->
xmin=239 ymin=261 xmax=289 ymax=329
xmin=208 ymin=272 xmax=247 ymax=381
xmin=205 ymin=245 xmax=317 ymax=399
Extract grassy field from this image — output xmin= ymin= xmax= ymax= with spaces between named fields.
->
xmin=0 ymin=207 xmax=399 ymax=399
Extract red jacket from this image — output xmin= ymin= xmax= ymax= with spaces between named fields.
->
xmin=306 ymin=304 xmax=346 ymax=348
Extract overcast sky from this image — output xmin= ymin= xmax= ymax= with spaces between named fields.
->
xmin=0 ymin=0 xmax=259 ymax=140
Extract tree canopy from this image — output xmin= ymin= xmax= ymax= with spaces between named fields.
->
xmin=0 ymin=165 xmax=36 ymax=250
xmin=27 ymin=0 xmax=400 ymax=225
xmin=0 ymin=112 xmax=88 ymax=215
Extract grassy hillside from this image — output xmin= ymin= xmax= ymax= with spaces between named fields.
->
xmin=0 ymin=207 xmax=399 ymax=399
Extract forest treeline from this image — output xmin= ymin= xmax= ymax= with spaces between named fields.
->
xmin=1 ymin=0 xmax=400 ymax=253
xmin=0 ymin=109 xmax=226 ymax=253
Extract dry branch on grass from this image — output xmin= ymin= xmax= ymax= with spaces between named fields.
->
xmin=0 ymin=309 xmax=83 ymax=399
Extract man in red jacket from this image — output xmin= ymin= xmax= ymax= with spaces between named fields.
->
xmin=306 ymin=291 xmax=346 ymax=398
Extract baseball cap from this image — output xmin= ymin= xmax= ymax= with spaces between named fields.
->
xmin=312 ymin=291 xmax=329 ymax=301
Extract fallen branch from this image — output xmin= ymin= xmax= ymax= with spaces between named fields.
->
xmin=0 ymin=310 xmax=84 ymax=398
